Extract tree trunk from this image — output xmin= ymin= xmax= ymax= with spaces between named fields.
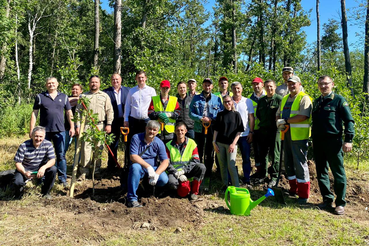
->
xmin=316 ymin=0 xmax=321 ymax=71
xmin=269 ymin=0 xmax=278 ymax=71
xmin=113 ymin=0 xmax=122 ymax=74
xmin=93 ymin=0 xmax=100 ymax=68
xmin=246 ymin=31 xmax=256 ymax=72
xmin=231 ymin=0 xmax=237 ymax=73
xmin=15 ymin=13 xmax=21 ymax=104
xmin=283 ymin=0 xmax=291 ymax=66
xmin=141 ymin=0 xmax=150 ymax=28
xmin=27 ymin=19 xmax=35 ymax=89
xmin=0 ymin=0 xmax=11 ymax=80
xmin=364 ymin=0 xmax=369 ymax=95
xmin=340 ymin=0 xmax=354 ymax=97
xmin=258 ymin=0 xmax=265 ymax=66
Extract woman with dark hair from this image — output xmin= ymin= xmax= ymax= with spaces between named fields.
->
xmin=213 ymin=95 xmax=244 ymax=187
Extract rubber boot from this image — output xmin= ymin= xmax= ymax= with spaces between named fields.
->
xmin=177 ymin=181 xmax=191 ymax=198
xmin=297 ymin=181 xmax=310 ymax=199
xmin=288 ymin=179 xmax=298 ymax=196
xmin=190 ymin=180 xmax=202 ymax=200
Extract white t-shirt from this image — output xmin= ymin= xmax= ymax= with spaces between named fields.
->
xmin=233 ymin=96 xmax=254 ymax=137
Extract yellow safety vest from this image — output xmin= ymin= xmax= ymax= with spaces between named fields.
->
xmin=166 ymin=138 xmax=197 ymax=170
xmin=153 ymin=96 xmax=177 ymax=134
xmin=280 ymin=91 xmax=312 ymax=141
xmin=250 ymin=99 xmax=260 ymax=130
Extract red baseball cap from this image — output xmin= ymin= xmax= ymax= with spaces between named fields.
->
xmin=218 ymin=76 xmax=228 ymax=82
xmin=252 ymin=77 xmax=263 ymax=83
xmin=160 ymin=80 xmax=171 ymax=88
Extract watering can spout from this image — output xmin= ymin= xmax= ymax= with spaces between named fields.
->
xmin=245 ymin=188 xmax=274 ymax=216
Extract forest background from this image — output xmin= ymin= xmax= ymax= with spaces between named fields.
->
xmin=0 ymin=0 xmax=369 ymax=166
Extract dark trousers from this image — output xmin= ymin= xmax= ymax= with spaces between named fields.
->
xmin=313 ymin=136 xmax=346 ymax=207
xmin=108 ymin=118 xmax=125 ymax=171
xmin=195 ymin=126 xmax=214 ymax=178
xmin=259 ymin=129 xmax=281 ymax=180
xmin=13 ymin=166 xmax=57 ymax=195
xmin=168 ymin=162 xmax=206 ymax=189
xmin=253 ymin=129 xmax=262 ymax=164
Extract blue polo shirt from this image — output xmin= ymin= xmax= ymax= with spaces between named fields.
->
xmin=33 ymin=91 xmax=71 ymax=132
xmin=130 ymin=133 xmax=168 ymax=167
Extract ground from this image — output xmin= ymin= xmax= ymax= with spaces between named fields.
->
xmin=1 ymin=139 xmax=369 ymax=245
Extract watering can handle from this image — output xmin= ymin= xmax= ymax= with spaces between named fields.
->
xmin=225 ymin=189 xmax=231 ymax=210
xmin=281 ymin=125 xmax=289 ymax=141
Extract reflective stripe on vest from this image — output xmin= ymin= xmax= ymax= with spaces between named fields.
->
xmin=280 ymin=91 xmax=312 ymax=141
xmin=152 ymin=96 xmax=177 ymax=134
xmin=166 ymin=138 xmax=197 ymax=170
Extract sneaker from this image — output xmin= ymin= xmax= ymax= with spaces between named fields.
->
xmin=268 ymin=179 xmax=277 ymax=188
xmin=43 ymin=193 xmax=52 ymax=200
xmin=190 ymin=193 xmax=198 ymax=201
xmin=127 ymin=200 xmax=143 ymax=208
xmin=334 ymin=206 xmax=345 ymax=215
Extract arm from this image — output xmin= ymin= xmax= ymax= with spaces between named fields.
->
xmin=66 ymin=109 xmax=75 ymax=137
xmin=37 ymin=158 xmax=56 ymax=179
xmin=105 ymin=95 xmax=114 ymax=133
xmin=29 ymin=109 xmax=39 ymax=138
xmin=130 ymin=154 xmax=152 ymax=169
xmin=170 ymin=101 xmax=181 ymax=120
xmin=15 ymin=162 xmax=32 ymax=179
xmin=189 ymin=96 xmax=203 ymax=123
xmin=156 ymin=159 xmax=169 ymax=175
xmin=148 ymin=99 xmax=159 ymax=120
xmin=229 ymin=132 xmax=242 ymax=153
xmin=212 ymin=130 xmax=220 ymax=153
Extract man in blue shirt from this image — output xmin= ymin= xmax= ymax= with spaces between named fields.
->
xmin=30 ymin=77 xmax=74 ymax=187
xmin=126 ymin=120 xmax=169 ymax=208
xmin=13 ymin=126 xmax=57 ymax=199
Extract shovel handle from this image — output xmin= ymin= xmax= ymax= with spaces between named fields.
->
xmin=281 ymin=125 xmax=289 ymax=141
xmin=160 ymin=122 xmax=165 ymax=131
xmin=120 ymin=127 xmax=130 ymax=142
xmin=202 ymin=120 xmax=211 ymax=135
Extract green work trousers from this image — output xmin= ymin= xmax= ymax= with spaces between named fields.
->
xmin=313 ymin=135 xmax=346 ymax=207
xmin=259 ymin=128 xmax=281 ymax=180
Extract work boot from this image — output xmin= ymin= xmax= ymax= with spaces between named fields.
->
xmin=297 ymin=182 xmax=310 ymax=200
xmin=191 ymin=180 xmax=201 ymax=196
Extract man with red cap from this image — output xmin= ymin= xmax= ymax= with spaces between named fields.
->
xmin=148 ymin=80 xmax=180 ymax=143
xmin=249 ymin=77 xmax=266 ymax=183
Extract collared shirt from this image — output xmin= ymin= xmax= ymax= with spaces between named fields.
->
xmin=124 ymin=85 xmax=156 ymax=121
xmin=113 ymin=87 xmax=123 ymax=118
xmin=276 ymin=83 xmax=305 ymax=97
xmin=33 ymin=91 xmax=71 ymax=132
xmin=130 ymin=132 xmax=168 ymax=167
xmin=233 ymin=96 xmax=254 ymax=137
xmin=250 ymin=90 xmax=266 ymax=103
xmin=14 ymin=139 xmax=55 ymax=171
xmin=79 ymin=90 xmax=114 ymax=125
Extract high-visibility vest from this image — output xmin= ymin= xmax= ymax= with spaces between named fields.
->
xmin=280 ymin=91 xmax=312 ymax=141
xmin=152 ymin=96 xmax=177 ymax=134
xmin=166 ymin=138 xmax=197 ymax=170
xmin=214 ymin=91 xmax=233 ymax=103
xmin=250 ymin=99 xmax=260 ymax=130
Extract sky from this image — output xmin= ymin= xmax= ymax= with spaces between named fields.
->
xmin=101 ymin=0 xmax=365 ymax=48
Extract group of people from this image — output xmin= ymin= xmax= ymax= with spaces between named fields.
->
xmin=12 ymin=68 xmax=354 ymax=215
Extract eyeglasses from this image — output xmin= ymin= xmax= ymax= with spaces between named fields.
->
xmin=223 ymin=100 xmax=232 ymax=104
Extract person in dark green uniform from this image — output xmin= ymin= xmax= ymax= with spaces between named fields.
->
xmin=312 ymin=75 xmax=354 ymax=215
xmin=256 ymin=80 xmax=283 ymax=188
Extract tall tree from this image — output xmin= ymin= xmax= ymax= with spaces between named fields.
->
xmin=93 ymin=0 xmax=100 ymax=69
xmin=321 ymin=19 xmax=342 ymax=52
xmin=364 ymin=0 xmax=369 ymax=95
xmin=0 ymin=0 xmax=11 ymax=79
xmin=340 ymin=0 xmax=354 ymax=97
xmin=113 ymin=0 xmax=122 ymax=74
xmin=316 ymin=0 xmax=321 ymax=71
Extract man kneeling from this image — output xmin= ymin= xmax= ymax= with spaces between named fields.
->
xmin=13 ymin=126 xmax=57 ymax=199
xmin=127 ymin=120 xmax=169 ymax=208
xmin=166 ymin=122 xmax=206 ymax=200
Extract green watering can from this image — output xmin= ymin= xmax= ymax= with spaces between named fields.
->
xmin=225 ymin=186 xmax=274 ymax=216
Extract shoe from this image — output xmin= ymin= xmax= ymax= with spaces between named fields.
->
xmin=297 ymin=198 xmax=308 ymax=205
xmin=43 ymin=193 xmax=52 ymax=200
xmin=316 ymin=202 xmax=333 ymax=211
xmin=127 ymin=200 xmax=143 ymax=208
xmin=200 ymin=177 xmax=210 ymax=192
xmin=190 ymin=193 xmax=198 ymax=201
xmin=268 ymin=179 xmax=277 ymax=188
xmin=334 ymin=206 xmax=345 ymax=215
xmin=77 ymin=173 xmax=86 ymax=181
xmin=250 ymin=172 xmax=262 ymax=180
xmin=62 ymin=182 xmax=68 ymax=188
xmin=241 ymin=177 xmax=251 ymax=185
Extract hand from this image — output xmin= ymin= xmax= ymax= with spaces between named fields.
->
xmin=124 ymin=121 xmax=129 ymax=127
xmin=37 ymin=167 xmax=46 ymax=179
xmin=276 ymin=119 xmax=287 ymax=128
xmin=105 ymin=125 xmax=112 ymax=133
xmin=213 ymin=142 xmax=220 ymax=153
xmin=69 ymin=128 xmax=75 ymax=137
xmin=24 ymin=171 xmax=32 ymax=179
xmin=75 ymin=127 xmax=80 ymax=136
xmin=174 ymin=170 xmax=185 ymax=179
xmin=246 ymin=133 xmax=253 ymax=143
xmin=146 ymin=166 xmax=156 ymax=179
xmin=178 ymin=175 xmax=187 ymax=182
xmin=342 ymin=142 xmax=353 ymax=153
xmin=149 ymin=173 xmax=159 ymax=186
xmin=229 ymin=143 xmax=236 ymax=153
xmin=201 ymin=117 xmax=210 ymax=123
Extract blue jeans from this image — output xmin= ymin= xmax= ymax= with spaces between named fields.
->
xmin=238 ymin=136 xmax=251 ymax=182
xmin=127 ymin=163 xmax=168 ymax=202
xmin=46 ymin=131 xmax=67 ymax=183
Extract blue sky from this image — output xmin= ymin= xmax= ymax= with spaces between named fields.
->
xmin=101 ymin=0 xmax=365 ymax=48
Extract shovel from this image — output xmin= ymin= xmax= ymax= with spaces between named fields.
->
xmin=200 ymin=120 xmax=212 ymax=192
xmin=272 ymin=125 xmax=289 ymax=205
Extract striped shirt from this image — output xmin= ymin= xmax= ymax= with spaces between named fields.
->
xmin=14 ymin=139 xmax=55 ymax=171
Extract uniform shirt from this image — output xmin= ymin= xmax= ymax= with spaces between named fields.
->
xmin=79 ymin=90 xmax=114 ymax=125
xmin=312 ymin=92 xmax=355 ymax=143
xmin=130 ymin=132 xmax=168 ymax=167
xmin=14 ymin=139 xmax=55 ymax=172
xmin=257 ymin=94 xmax=283 ymax=130
xmin=233 ymin=96 xmax=254 ymax=137
xmin=124 ymin=85 xmax=156 ymax=121
xmin=33 ymin=91 xmax=71 ymax=132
